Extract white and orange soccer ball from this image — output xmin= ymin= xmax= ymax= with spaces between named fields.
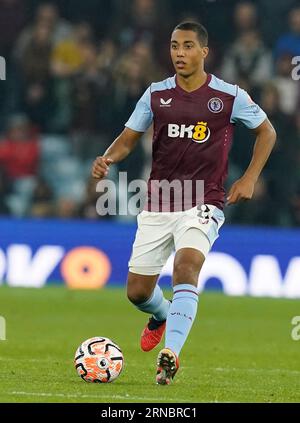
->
xmin=74 ymin=337 xmax=124 ymax=383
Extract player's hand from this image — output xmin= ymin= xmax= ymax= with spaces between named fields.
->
xmin=226 ymin=175 xmax=256 ymax=205
xmin=92 ymin=156 xmax=114 ymax=179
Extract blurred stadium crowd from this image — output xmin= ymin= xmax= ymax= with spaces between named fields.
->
xmin=0 ymin=0 xmax=299 ymax=225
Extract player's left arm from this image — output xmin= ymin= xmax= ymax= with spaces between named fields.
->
xmin=227 ymin=118 xmax=276 ymax=205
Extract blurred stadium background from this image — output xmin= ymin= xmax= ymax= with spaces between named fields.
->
xmin=0 ymin=0 xmax=299 ymax=293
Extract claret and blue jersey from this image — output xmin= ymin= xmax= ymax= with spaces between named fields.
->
xmin=125 ymin=74 xmax=267 ymax=211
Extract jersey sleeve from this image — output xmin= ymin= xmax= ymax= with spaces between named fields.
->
xmin=125 ymin=86 xmax=153 ymax=132
xmin=230 ymin=87 xmax=267 ymax=129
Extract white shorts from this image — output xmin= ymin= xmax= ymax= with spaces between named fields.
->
xmin=128 ymin=204 xmax=225 ymax=276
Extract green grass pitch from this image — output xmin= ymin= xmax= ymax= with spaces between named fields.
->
xmin=0 ymin=285 xmax=299 ymax=403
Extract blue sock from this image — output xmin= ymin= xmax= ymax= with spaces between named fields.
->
xmin=135 ymin=285 xmax=170 ymax=321
xmin=165 ymin=284 xmax=199 ymax=356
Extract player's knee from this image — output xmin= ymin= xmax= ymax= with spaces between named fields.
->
xmin=126 ymin=284 xmax=150 ymax=305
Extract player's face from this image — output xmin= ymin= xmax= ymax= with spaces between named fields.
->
xmin=170 ymin=30 xmax=208 ymax=77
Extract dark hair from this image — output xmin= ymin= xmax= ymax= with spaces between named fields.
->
xmin=173 ymin=21 xmax=208 ymax=46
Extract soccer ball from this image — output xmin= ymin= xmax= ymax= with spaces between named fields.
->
xmin=74 ymin=336 xmax=124 ymax=383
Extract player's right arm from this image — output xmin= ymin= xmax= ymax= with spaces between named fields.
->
xmin=92 ymin=128 xmax=143 ymax=179
xmin=92 ymin=86 xmax=153 ymax=180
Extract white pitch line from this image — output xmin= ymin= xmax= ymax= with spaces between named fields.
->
xmin=9 ymin=391 xmax=191 ymax=402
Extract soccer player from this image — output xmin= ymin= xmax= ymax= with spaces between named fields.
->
xmin=92 ymin=21 xmax=276 ymax=385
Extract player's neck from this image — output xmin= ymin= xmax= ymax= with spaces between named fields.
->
xmin=176 ymin=71 xmax=208 ymax=93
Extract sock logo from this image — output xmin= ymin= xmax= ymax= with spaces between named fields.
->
xmin=170 ymin=312 xmax=192 ymax=322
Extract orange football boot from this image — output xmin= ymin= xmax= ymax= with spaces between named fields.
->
xmin=140 ymin=317 xmax=166 ymax=352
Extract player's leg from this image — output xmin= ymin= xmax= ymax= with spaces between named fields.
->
xmin=127 ymin=271 xmax=171 ymax=352
xmin=156 ymin=242 xmax=206 ymax=385
xmin=156 ymin=204 xmax=224 ymax=384
xmin=127 ymin=211 xmax=175 ymax=351
xmin=127 ymin=271 xmax=169 ymax=321
xmin=165 ymin=245 xmax=204 ymax=351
